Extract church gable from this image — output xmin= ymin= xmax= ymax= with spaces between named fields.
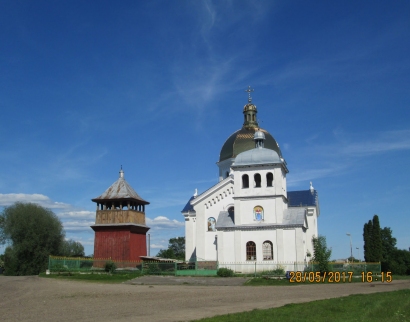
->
xmin=191 ymin=177 xmax=234 ymax=210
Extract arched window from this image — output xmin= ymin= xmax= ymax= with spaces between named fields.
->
xmin=207 ymin=217 xmax=216 ymax=231
xmin=246 ymin=241 xmax=256 ymax=260
xmin=254 ymin=173 xmax=261 ymax=188
xmin=242 ymin=174 xmax=249 ymax=188
xmin=266 ymin=172 xmax=273 ymax=187
xmin=228 ymin=206 xmax=234 ymax=223
xmin=263 ymin=241 xmax=273 ymax=260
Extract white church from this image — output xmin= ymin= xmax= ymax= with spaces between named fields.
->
xmin=182 ymin=88 xmax=320 ymax=272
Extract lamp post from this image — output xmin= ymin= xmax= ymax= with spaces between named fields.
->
xmin=356 ymin=247 xmax=360 ymax=262
xmin=346 ymin=233 xmax=353 ymax=262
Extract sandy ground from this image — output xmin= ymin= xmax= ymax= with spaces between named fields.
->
xmin=1 ymin=275 xmax=409 ymax=322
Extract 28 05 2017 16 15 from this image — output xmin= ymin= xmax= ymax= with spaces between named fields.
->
xmin=288 ymin=271 xmax=393 ymax=283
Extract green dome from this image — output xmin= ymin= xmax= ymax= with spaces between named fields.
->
xmin=219 ymin=127 xmax=283 ymax=162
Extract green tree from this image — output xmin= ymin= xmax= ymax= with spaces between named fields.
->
xmin=380 ymin=227 xmax=397 ymax=271
xmin=388 ymin=249 xmax=410 ymax=275
xmin=0 ymin=202 xmax=65 ymax=275
xmin=363 ymin=215 xmax=383 ymax=262
xmin=157 ymin=237 xmax=185 ymax=260
xmin=312 ymin=235 xmax=332 ymax=274
xmin=363 ymin=220 xmax=373 ymax=262
xmin=371 ymin=215 xmax=383 ymax=262
xmin=60 ymin=239 xmax=85 ymax=257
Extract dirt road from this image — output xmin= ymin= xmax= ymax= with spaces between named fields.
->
xmin=1 ymin=276 xmax=409 ymax=322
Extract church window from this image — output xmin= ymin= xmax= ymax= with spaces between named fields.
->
xmin=263 ymin=241 xmax=273 ymax=260
xmin=266 ymin=172 xmax=273 ymax=187
xmin=254 ymin=173 xmax=261 ymax=188
xmin=254 ymin=206 xmax=264 ymax=221
xmin=242 ymin=174 xmax=249 ymax=188
xmin=207 ymin=217 xmax=216 ymax=231
xmin=228 ymin=206 xmax=234 ymax=223
xmin=246 ymin=241 xmax=256 ymax=260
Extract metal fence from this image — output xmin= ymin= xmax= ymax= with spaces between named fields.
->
xmin=48 ymin=256 xmax=144 ymax=273
xmin=48 ymin=256 xmax=381 ymax=277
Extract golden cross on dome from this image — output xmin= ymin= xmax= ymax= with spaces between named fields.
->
xmin=245 ymin=85 xmax=254 ymax=103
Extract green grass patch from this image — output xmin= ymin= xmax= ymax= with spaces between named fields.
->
xmin=39 ymin=271 xmax=142 ymax=283
xmin=192 ymin=289 xmax=410 ymax=322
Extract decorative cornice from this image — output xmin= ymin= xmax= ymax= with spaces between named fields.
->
xmin=217 ymin=223 xmax=304 ymax=232
xmin=233 ymin=194 xmax=287 ymax=201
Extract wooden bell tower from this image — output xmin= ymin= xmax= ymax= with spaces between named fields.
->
xmin=91 ymin=168 xmax=150 ymax=261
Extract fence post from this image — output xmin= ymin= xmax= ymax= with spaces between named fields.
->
xmin=254 ymin=262 xmax=256 ymax=277
xmin=174 ymin=261 xmax=177 ymax=276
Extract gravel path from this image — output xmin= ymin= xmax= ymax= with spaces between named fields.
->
xmin=1 ymin=276 xmax=409 ymax=322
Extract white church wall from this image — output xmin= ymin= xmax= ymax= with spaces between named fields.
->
xmin=233 ymin=166 xmax=283 ymax=199
xmin=219 ymin=230 xmax=235 ymax=262
xmin=282 ymin=229 xmax=296 ymax=262
xmin=304 ymin=207 xmax=319 ymax=261
xmin=184 ymin=214 xmax=196 ymax=261
xmin=237 ymin=198 xmax=277 ymax=225
xmin=217 ymin=158 xmax=234 ymax=181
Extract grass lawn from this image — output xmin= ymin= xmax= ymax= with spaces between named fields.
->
xmin=39 ymin=271 xmax=142 ymax=283
xmin=192 ymin=289 xmax=410 ymax=322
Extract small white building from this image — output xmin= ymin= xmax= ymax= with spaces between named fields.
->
xmin=182 ymin=90 xmax=320 ymax=272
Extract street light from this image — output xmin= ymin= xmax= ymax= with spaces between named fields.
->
xmin=356 ymin=247 xmax=360 ymax=262
xmin=346 ymin=233 xmax=353 ymax=262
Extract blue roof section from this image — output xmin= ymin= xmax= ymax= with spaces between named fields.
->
xmin=288 ymin=190 xmax=318 ymax=207
xmin=181 ymin=196 xmax=195 ymax=213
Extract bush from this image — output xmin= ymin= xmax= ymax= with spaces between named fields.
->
xmin=217 ymin=268 xmax=234 ymax=277
xmin=80 ymin=261 xmax=93 ymax=269
xmin=271 ymin=266 xmax=285 ymax=275
xmin=104 ymin=261 xmax=117 ymax=273
xmin=146 ymin=263 xmax=161 ymax=275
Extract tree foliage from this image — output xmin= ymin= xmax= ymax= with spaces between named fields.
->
xmin=363 ymin=215 xmax=383 ymax=262
xmin=0 ymin=202 xmax=65 ymax=275
xmin=312 ymin=235 xmax=332 ymax=274
xmin=363 ymin=215 xmax=410 ymax=274
xmin=157 ymin=237 xmax=185 ymax=260
xmin=371 ymin=215 xmax=383 ymax=262
xmin=60 ymin=239 xmax=85 ymax=257
xmin=363 ymin=220 xmax=373 ymax=262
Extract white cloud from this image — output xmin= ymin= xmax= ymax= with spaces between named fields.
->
xmin=0 ymin=193 xmax=71 ymax=209
xmin=146 ymin=216 xmax=185 ymax=230
xmin=58 ymin=210 xmax=95 ymax=220
xmin=337 ymin=130 xmax=410 ymax=157
xmin=62 ymin=221 xmax=95 ymax=232
xmin=150 ymin=243 xmax=167 ymax=249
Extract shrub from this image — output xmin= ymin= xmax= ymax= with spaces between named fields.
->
xmin=146 ymin=263 xmax=161 ymax=275
xmin=271 ymin=266 xmax=285 ymax=275
xmin=104 ymin=261 xmax=117 ymax=273
xmin=217 ymin=268 xmax=234 ymax=277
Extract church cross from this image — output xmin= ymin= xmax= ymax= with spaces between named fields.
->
xmin=245 ymin=86 xmax=254 ymax=103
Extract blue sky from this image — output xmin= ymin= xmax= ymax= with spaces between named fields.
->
xmin=1 ymin=1 xmax=409 ymax=260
